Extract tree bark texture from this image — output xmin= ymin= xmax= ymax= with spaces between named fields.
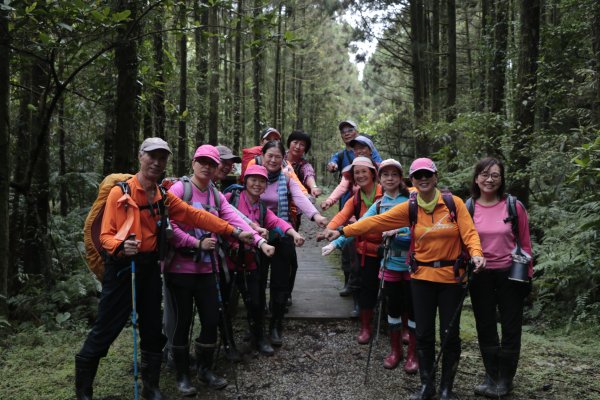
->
xmin=114 ymin=0 xmax=140 ymax=172
xmin=446 ymin=0 xmax=457 ymax=122
xmin=252 ymin=0 xmax=264 ymax=144
xmin=592 ymin=1 xmax=600 ymax=125
xmin=177 ymin=3 xmax=188 ymax=176
xmin=208 ymin=4 xmax=219 ymax=145
xmin=58 ymin=97 xmax=68 ymax=216
xmin=0 ymin=8 xmax=10 ymax=309
xmin=152 ymin=14 xmax=166 ymax=139
xmin=490 ymin=0 xmax=509 ymax=114
xmin=233 ymin=0 xmax=243 ymax=154
xmin=195 ymin=1 xmax=209 ymax=147
xmin=511 ymin=0 xmax=541 ymax=207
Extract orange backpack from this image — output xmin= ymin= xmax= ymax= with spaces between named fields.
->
xmin=83 ymin=173 xmax=133 ymax=281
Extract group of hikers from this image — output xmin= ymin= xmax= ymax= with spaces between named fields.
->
xmin=74 ymin=120 xmax=533 ymax=400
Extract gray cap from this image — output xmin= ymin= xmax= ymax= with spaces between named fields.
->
xmin=338 ymin=120 xmax=357 ymax=131
xmin=216 ymin=145 xmax=241 ymax=163
xmin=139 ymin=137 xmax=172 ymax=154
xmin=348 ymin=135 xmax=375 ymax=152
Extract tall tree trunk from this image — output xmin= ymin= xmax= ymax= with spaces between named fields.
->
xmin=593 ymin=1 xmax=600 ymax=125
xmin=431 ymin=0 xmax=440 ymax=121
xmin=177 ymin=3 xmax=188 ymax=176
xmin=446 ymin=0 xmax=457 ymax=122
xmin=478 ymin=0 xmax=490 ymax=111
xmin=103 ymin=93 xmax=115 ymax=175
xmin=0 ymin=7 xmax=9 ymax=311
xmin=58 ymin=97 xmax=68 ymax=216
xmin=252 ymin=0 xmax=264 ymax=144
xmin=490 ymin=0 xmax=509 ymax=114
xmin=23 ymin=62 xmax=48 ymax=277
xmin=208 ymin=4 xmax=219 ymax=145
xmin=510 ymin=0 xmax=541 ymax=207
xmin=273 ymin=4 xmax=283 ymax=128
xmin=195 ymin=1 xmax=209 ymax=146
xmin=233 ymin=0 xmax=243 ymax=154
xmin=114 ymin=0 xmax=140 ymax=172
xmin=152 ymin=13 xmax=166 ymax=139
xmin=463 ymin=2 xmax=474 ymax=94
xmin=410 ymin=0 xmax=428 ymax=154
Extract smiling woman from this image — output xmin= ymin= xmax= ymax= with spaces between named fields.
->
xmin=324 ymin=157 xmax=485 ymax=400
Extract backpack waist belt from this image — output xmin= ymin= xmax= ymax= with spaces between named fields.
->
xmin=390 ymin=248 xmax=409 ymax=258
xmin=415 ymin=259 xmax=457 ymax=268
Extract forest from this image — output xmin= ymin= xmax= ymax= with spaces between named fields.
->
xmin=0 ymin=0 xmax=599 ymax=382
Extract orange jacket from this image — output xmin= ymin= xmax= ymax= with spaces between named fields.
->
xmin=100 ymin=175 xmax=233 ymax=255
xmin=328 ymin=185 xmax=383 ymax=258
xmin=342 ymin=193 xmax=482 ymax=283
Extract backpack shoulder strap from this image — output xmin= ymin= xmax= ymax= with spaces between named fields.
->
xmin=441 ymin=191 xmax=457 ymax=223
xmin=209 ymin=182 xmax=221 ymax=209
xmin=375 ymin=198 xmax=382 ymax=215
xmin=181 ymin=176 xmax=193 ymax=204
xmin=465 ymin=197 xmax=475 ymax=218
xmin=408 ymin=191 xmax=418 ymax=227
xmin=255 ymin=155 xmax=262 ymax=166
xmin=504 ymin=194 xmax=520 ymax=240
xmin=115 ymin=181 xmax=130 ymax=196
xmin=353 ymin=191 xmax=362 ymax=220
xmin=258 ymin=200 xmax=267 ymax=227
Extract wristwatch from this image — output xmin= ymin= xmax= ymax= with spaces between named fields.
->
xmin=232 ymin=227 xmax=242 ymax=238
xmin=336 ymin=226 xmax=344 ymax=235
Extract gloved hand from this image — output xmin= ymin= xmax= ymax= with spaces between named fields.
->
xmin=321 ymin=243 xmax=336 ymax=256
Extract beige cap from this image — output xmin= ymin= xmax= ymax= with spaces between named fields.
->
xmin=139 ymin=137 xmax=172 ymax=154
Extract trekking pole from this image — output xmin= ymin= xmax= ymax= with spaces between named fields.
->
xmin=427 ymin=261 xmax=474 ymax=389
xmin=364 ymin=236 xmax=391 ymax=385
xmin=128 ymin=234 xmax=140 ymax=400
xmin=209 ymin=249 xmax=240 ymax=397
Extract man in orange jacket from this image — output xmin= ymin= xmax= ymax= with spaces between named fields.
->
xmin=75 ymin=138 xmax=254 ymax=400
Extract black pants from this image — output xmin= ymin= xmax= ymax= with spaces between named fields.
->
xmin=78 ymin=254 xmax=166 ymax=359
xmin=411 ymin=279 xmax=464 ymax=355
xmin=260 ymin=236 xmax=296 ymax=311
xmin=358 ymin=255 xmax=380 ymax=309
xmin=236 ymin=269 xmax=262 ymax=324
xmin=469 ymin=268 xmax=531 ymax=353
xmin=384 ymin=279 xmax=414 ymax=321
xmin=165 ymin=272 xmax=219 ymax=346
xmin=342 ymin=241 xmax=362 ymax=292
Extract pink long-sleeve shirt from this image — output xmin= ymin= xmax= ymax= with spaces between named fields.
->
xmin=166 ymin=181 xmax=263 ymax=274
xmin=260 ymin=174 xmax=319 ymax=219
xmin=223 ymin=190 xmax=293 ymax=271
xmin=472 ymin=198 xmax=534 ymax=277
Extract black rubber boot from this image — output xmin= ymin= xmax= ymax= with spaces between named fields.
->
xmin=195 ymin=342 xmax=228 ymax=390
xmin=350 ymin=292 xmax=360 ymax=319
xmin=474 ymin=346 xmax=499 ymax=397
xmin=140 ymin=350 xmax=166 ymax=400
xmin=220 ymin=315 xmax=242 ymax=363
xmin=439 ymin=349 xmax=461 ymax=400
xmin=250 ymin=316 xmax=274 ymax=356
xmin=269 ymin=300 xmax=284 ymax=347
xmin=75 ymin=355 xmax=99 ymax=400
xmin=409 ymin=348 xmax=436 ymax=400
xmin=491 ymin=349 xmax=519 ymax=397
xmin=339 ymin=272 xmax=351 ymax=296
xmin=171 ymin=346 xmax=197 ymax=397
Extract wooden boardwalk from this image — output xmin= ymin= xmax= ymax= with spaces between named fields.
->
xmin=285 ymin=237 xmax=354 ymax=320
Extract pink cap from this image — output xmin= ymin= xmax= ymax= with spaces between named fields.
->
xmin=409 ymin=158 xmax=437 ymax=177
xmin=193 ymin=145 xmax=220 ymax=165
xmin=244 ymin=164 xmax=268 ymax=180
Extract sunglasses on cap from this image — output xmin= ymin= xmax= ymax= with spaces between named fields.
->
xmin=412 ymin=170 xmax=434 ymax=180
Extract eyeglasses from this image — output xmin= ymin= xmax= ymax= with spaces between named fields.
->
xmin=412 ymin=170 xmax=434 ymax=180
xmin=341 ymin=128 xmax=355 ymax=134
xmin=479 ymin=172 xmax=501 ymax=181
